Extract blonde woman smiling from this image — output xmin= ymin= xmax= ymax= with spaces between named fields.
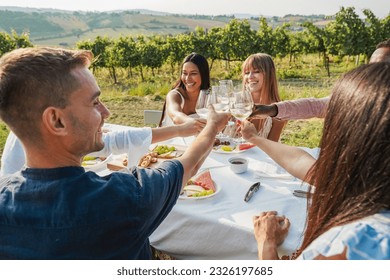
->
xmin=241 ymin=53 xmax=286 ymax=142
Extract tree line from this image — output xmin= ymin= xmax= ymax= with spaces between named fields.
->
xmin=1 ymin=7 xmax=389 ymax=82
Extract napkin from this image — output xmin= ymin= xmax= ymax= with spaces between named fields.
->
xmin=252 ymin=160 xmax=295 ymax=180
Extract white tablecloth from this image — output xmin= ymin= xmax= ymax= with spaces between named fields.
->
xmin=93 ymin=128 xmax=318 ymax=260
xmin=147 ymin=136 xmax=318 ymax=260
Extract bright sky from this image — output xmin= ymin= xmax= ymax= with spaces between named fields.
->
xmin=1 ymin=0 xmax=389 ymax=18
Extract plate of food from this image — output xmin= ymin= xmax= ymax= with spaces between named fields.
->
xmin=180 ymin=170 xmax=221 ymax=200
xmin=212 ymin=143 xmax=256 ymax=154
xmin=122 ymin=144 xmax=187 ymax=169
xmin=82 ymin=155 xmax=111 ymax=171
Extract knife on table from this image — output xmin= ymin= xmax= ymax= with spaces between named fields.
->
xmin=244 ymin=182 xmax=261 ymax=202
xmin=293 ymin=189 xmax=312 ymax=198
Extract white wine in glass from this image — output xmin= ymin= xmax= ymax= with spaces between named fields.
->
xmin=230 ymin=107 xmax=252 ymax=121
xmin=229 ymin=87 xmax=254 ymax=143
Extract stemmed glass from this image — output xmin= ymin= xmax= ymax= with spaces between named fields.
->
xmin=219 ymin=80 xmax=234 ymax=100
xmin=195 ymin=89 xmax=212 ymax=119
xmin=209 ymin=85 xmax=231 ymax=139
xmin=196 ymin=87 xmax=229 ymax=118
xmin=229 ymin=86 xmax=254 ymax=144
xmin=211 ymin=85 xmax=229 ymax=113
xmin=218 ymin=80 xmax=235 ymax=139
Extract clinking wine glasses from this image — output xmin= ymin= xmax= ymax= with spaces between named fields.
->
xmin=195 ymin=89 xmax=211 ymax=119
xmin=216 ymin=81 xmax=233 ymax=139
xmin=211 ymin=85 xmax=229 ymax=113
xmin=195 ymin=86 xmax=230 ymax=119
xmin=195 ymin=89 xmax=217 ymax=119
xmin=195 ymin=86 xmax=231 ymax=140
xmin=229 ymin=86 xmax=254 ymax=143
xmin=216 ymin=81 xmax=232 ymax=113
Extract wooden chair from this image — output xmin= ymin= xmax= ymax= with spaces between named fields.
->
xmin=143 ymin=110 xmax=163 ymax=127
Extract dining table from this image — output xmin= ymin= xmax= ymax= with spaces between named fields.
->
xmin=95 ymin=128 xmax=320 ymax=260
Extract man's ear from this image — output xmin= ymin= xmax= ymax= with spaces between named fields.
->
xmin=42 ymin=107 xmax=67 ymax=136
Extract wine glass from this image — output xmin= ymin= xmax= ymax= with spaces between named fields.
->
xmin=229 ymin=86 xmax=254 ymax=144
xmin=195 ymin=89 xmax=211 ymax=119
xmin=210 ymin=85 xmax=229 ymax=113
xmin=219 ymin=80 xmax=234 ymax=100
xmin=206 ymin=85 xmax=231 ymax=139
xmin=219 ymin=80 xmax=234 ymax=114
xmin=220 ymin=80 xmax=238 ymax=138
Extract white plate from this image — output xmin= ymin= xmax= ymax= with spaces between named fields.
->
xmin=179 ymin=182 xmax=221 ymax=200
xmin=83 ymin=154 xmax=111 ymax=171
xmin=212 ymin=145 xmax=254 ymax=154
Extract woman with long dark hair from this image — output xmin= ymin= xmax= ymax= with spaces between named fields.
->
xmin=159 ymin=52 xmax=210 ymax=132
xmin=242 ymin=62 xmax=390 ymax=260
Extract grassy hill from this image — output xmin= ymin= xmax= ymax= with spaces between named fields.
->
xmin=0 ymin=6 xmax=330 ymax=47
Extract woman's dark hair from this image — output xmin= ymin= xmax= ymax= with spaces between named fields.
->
xmin=297 ymin=62 xmax=390 ymax=257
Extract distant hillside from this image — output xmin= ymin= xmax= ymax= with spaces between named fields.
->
xmin=0 ymin=6 xmax=331 ymax=47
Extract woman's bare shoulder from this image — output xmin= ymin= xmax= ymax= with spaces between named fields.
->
xmin=167 ymin=88 xmax=183 ymax=99
xmin=166 ymin=89 xmax=185 ymax=109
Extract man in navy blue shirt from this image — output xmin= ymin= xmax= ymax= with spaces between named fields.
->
xmin=0 ymin=47 xmax=229 ymax=259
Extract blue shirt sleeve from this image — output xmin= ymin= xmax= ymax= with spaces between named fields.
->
xmin=112 ymin=159 xmax=184 ymax=235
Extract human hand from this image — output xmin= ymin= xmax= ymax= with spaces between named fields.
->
xmin=240 ymin=120 xmax=259 ymax=142
xmin=207 ymin=104 xmax=230 ymax=132
xmin=253 ymin=211 xmax=290 ymax=246
xmin=177 ymin=118 xmax=206 ymax=136
xmin=221 ymin=119 xmax=238 ymax=138
xmin=192 ymin=118 xmax=207 ymax=133
xmin=249 ymin=104 xmax=277 ymax=120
